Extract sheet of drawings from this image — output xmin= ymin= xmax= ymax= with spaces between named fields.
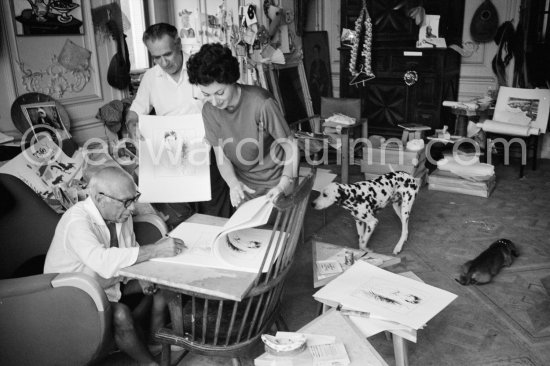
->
xmin=214 ymin=228 xmax=284 ymax=273
xmin=139 ymin=114 xmax=211 ymax=202
xmin=0 ymin=137 xmax=83 ymax=212
xmin=314 ymin=261 xmax=457 ymax=329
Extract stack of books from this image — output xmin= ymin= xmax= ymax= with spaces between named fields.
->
xmin=428 ymin=169 xmax=496 ymax=198
xmin=361 ymin=145 xmax=428 ymax=186
xmin=313 ymin=261 xmax=457 ymax=342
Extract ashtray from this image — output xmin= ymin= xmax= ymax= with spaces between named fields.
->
xmin=261 ymin=333 xmax=307 ymax=356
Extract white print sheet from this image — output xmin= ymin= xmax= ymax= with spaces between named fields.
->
xmin=314 ymin=261 xmax=457 ymax=330
xmin=300 ymin=167 xmax=337 ymax=192
xmin=152 ymin=195 xmax=281 ymax=273
xmin=139 ymin=114 xmax=211 ymax=202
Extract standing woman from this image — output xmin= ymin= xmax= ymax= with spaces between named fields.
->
xmin=186 ymin=43 xmax=298 ymax=207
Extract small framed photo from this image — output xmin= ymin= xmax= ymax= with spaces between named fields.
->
xmin=417 ymin=14 xmax=446 ymax=48
xmin=21 ymin=102 xmax=71 ymax=142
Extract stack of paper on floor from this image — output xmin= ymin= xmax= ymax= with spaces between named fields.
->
xmin=428 ymin=169 xmax=496 ymax=197
xmin=313 ymin=241 xmax=400 ymax=288
xmin=361 ymin=144 xmax=428 ymax=186
xmin=153 ymin=195 xmax=282 ymax=273
xmin=428 ymin=155 xmax=496 ymax=197
xmin=313 ymin=261 xmax=457 ymax=342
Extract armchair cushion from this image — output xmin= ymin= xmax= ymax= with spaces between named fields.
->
xmin=0 ymin=273 xmax=114 ymax=366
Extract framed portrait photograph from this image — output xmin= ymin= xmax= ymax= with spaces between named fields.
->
xmin=493 ymin=87 xmax=550 ymax=133
xmin=11 ymin=0 xmax=84 ymax=36
xmin=302 ymin=31 xmax=333 ymax=115
xmin=21 ymin=101 xmax=71 ymax=141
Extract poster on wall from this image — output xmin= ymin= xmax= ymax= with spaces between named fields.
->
xmin=302 ymin=31 xmax=333 ymax=115
xmin=11 ymin=0 xmax=84 ymax=36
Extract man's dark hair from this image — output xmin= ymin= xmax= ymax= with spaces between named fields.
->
xmin=186 ymin=43 xmax=240 ymax=85
xmin=142 ymin=23 xmax=178 ymax=43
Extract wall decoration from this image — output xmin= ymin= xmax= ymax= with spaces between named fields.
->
xmin=302 ymin=31 xmax=333 ymax=115
xmin=16 ymin=38 xmax=92 ymax=98
xmin=11 ymin=0 xmax=84 ymax=36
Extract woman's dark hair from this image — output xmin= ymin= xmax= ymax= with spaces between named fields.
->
xmin=187 ymin=43 xmax=240 ymax=85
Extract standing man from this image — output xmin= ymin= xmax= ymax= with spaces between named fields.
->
xmin=126 ymin=23 xmax=231 ymax=218
xmin=44 ymin=166 xmax=187 ymax=365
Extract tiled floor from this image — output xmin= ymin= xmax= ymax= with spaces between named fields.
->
xmin=101 ymin=159 xmax=550 ymax=366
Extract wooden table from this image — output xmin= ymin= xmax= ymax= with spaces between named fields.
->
xmin=119 ymin=214 xmax=257 ymax=301
xmin=254 ymin=308 xmax=388 ymax=366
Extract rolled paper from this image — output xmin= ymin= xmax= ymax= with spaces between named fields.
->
xmin=437 ymin=158 xmax=494 ymax=177
xmin=477 ymin=120 xmax=540 ymax=136
xmin=442 ymin=101 xmax=478 ymax=110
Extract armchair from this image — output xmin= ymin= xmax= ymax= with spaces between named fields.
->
xmin=0 ymin=172 xmax=167 ymax=366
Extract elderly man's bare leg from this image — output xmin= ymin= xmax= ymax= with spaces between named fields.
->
xmin=112 ymin=302 xmax=159 ymax=365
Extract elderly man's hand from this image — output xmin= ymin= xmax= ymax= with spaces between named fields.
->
xmin=154 ymin=235 xmax=187 ymax=257
xmin=139 ymin=280 xmax=158 ymax=295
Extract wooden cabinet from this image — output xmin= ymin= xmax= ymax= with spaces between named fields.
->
xmin=340 ymin=0 xmax=465 ymax=137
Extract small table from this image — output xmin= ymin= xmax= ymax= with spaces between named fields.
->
xmin=119 ymin=214 xmax=257 ymax=301
xmin=254 ymin=309 xmax=388 ymax=366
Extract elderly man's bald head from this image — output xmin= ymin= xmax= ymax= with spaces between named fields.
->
xmin=89 ymin=166 xmax=136 ymax=196
xmin=89 ymin=166 xmax=138 ymax=223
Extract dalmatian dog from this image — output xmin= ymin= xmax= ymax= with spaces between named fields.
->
xmin=312 ymin=172 xmax=419 ymax=255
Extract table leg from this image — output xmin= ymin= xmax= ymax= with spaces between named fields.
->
xmin=392 ymin=334 xmax=409 ymax=366
xmin=341 ymin=133 xmax=350 ymax=184
xmin=165 ymin=291 xmax=184 ymax=335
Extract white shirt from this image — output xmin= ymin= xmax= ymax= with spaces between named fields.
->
xmin=130 ymin=63 xmax=203 ymax=116
xmin=44 ymin=197 xmax=139 ymax=302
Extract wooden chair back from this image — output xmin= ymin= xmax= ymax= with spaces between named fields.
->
xmin=156 ymin=169 xmax=317 ymax=363
xmin=320 ymin=97 xmax=361 ymax=122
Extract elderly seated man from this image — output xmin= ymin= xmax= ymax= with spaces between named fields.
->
xmin=44 ymin=166 xmax=186 ymax=365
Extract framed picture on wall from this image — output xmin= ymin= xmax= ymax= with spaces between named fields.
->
xmin=302 ymin=31 xmax=333 ymax=115
xmin=11 ymin=0 xmax=84 ymax=36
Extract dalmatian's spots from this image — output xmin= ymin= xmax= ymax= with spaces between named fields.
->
xmin=311 ymin=172 xmax=419 ymax=254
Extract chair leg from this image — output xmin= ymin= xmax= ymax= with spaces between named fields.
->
xmin=520 ymin=162 xmax=525 ymax=178
xmin=533 ymin=135 xmax=539 ymax=171
xmin=160 ymin=344 xmax=171 ymax=366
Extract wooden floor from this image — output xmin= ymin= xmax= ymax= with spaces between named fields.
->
xmin=101 ymin=159 xmax=550 ymax=366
